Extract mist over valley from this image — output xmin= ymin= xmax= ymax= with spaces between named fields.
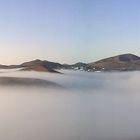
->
xmin=0 ymin=69 xmax=140 ymax=140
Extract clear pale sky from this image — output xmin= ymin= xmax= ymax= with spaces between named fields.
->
xmin=0 ymin=0 xmax=140 ymax=64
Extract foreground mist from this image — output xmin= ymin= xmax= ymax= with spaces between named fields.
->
xmin=0 ymin=70 xmax=140 ymax=140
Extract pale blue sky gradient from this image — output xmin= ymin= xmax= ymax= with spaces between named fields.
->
xmin=0 ymin=0 xmax=140 ymax=64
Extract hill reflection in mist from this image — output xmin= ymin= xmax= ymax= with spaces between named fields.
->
xmin=0 ymin=70 xmax=140 ymax=140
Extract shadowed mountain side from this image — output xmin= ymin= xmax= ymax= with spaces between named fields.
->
xmin=63 ymin=62 xmax=87 ymax=69
xmin=0 ymin=77 xmax=63 ymax=88
xmin=88 ymin=54 xmax=140 ymax=71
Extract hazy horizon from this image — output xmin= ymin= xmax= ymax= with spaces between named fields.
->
xmin=0 ymin=52 xmax=139 ymax=66
xmin=1 ymin=0 xmax=140 ymax=64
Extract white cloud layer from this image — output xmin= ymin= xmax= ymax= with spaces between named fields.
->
xmin=0 ymin=70 xmax=140 ymax=140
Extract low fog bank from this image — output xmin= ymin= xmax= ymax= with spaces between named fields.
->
xmin=0 ymin=69 xmax=139 ymax=92
xmin=0 ymin=77 xmax=62 ymax=89
xmin=0 ymin=70 xmax=140 ymax=140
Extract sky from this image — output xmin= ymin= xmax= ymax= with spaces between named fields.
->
xmin=0 ymin=0 xmax=140 ymax=64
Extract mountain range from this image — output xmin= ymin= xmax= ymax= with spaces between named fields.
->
xmin=1 ymin=53 xmax=140 ymax=72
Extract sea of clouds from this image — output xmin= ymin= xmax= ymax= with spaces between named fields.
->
xmin=0 ymin=70 xmax=140 ymax=140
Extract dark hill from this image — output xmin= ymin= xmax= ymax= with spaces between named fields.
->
xmin=21 ymin=65 xmax=60 ymax=73
xmin=88 ymin=54 xmax=140 ymax=71
xmin=21 ymin=59 xmax=62 ymax=69
xmin=20 ymin=59 xmax=62 ymax=73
